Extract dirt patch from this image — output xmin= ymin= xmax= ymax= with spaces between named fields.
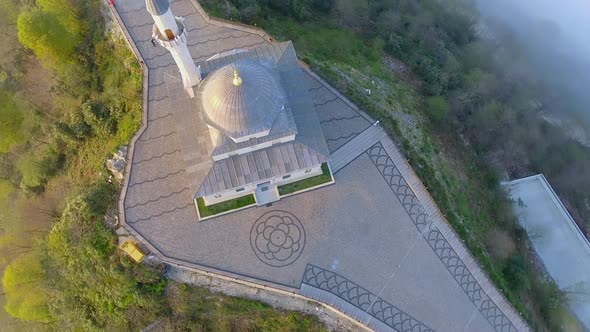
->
xmin=20 ymin=58 xmax=55 ymax=113
xmin=383 ymin=55 xmax=421 ymax=88
xmin=484 ymin=228 xmax=517 ymax=262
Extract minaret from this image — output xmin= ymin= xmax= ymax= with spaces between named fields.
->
xmin=146 ymin=0 xmax=201 ymax=97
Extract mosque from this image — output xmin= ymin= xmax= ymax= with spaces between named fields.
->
xmin=146 ymin=0 xmax=332 ymax=213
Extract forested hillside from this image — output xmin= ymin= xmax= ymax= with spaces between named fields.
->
xmin=0 ymin=0 xmax=323 ymax=330
xmin=201 ymin=0 xmax=589 ymax=330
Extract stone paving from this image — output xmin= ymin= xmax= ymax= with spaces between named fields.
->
xmin=306 ymin=71 xmax=372 ymax=153
xmin=330 ymin=125 xmax=387 ymax=172
xmin=110 ymin=0 xmax=529 ymax=331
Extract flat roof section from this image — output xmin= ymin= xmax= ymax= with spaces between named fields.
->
xmin=504 ymin=174 xmax=590 ymax=330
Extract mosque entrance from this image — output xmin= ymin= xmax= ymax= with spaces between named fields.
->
xmin=255 ymin=182 xmax=280 ymax=206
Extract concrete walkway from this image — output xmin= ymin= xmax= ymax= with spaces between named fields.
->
xmin=368 ymin=141 xmax=530 ymax=332
xmin=330 ymin=125 xmax=387 ymax=173
xmin=300 ymin=264 xmax=434 ymax=332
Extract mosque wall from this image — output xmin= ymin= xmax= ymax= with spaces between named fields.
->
xmin=201 ymin=163 xmax=323 ymax=206
xmin=212 ymin=135 xmax=297 ymax=161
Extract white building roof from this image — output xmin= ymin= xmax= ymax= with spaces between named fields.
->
xmin=504 ymin=174 xmax=590 ymax=330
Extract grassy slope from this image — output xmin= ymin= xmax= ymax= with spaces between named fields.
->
xmin=165 ymin=281 xmax=326 ymax=331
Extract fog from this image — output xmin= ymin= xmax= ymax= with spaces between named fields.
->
xmin=474 ymin=0 xmax=590 ymax=122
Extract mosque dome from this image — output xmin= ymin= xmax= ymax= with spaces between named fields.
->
xmin=200 ymin=60 xmax=286 ymax=141
xmin=145 ymin=0 xmax=169 ymax=16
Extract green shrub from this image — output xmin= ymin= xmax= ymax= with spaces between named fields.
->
xmin=17 ymin=146 xmax=63 ymax=190
xmin=2 ymin=253 xmax=51 ymax=323
xmin=85 ymin=182 xmax=116 ymax=216
xmin=17 ymin=7 xmax=81 ymax=70
xmin=502 ymin=255 xmax=531 ymax=294
xmin=116 ymin=111 xmax=141 ymax=144
xmin=426 ymin=96 xmax=450 ymax=124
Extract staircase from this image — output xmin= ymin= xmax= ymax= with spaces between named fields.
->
xmin=330 ymin=125 xmax=387 ymax=173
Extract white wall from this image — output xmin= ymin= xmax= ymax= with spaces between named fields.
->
xmin=202 ymin=183 xmax=256 ymax=205
xmin=212 ymin=134 xmax=296 ymax=161
xmin=201 ymin=164 xmax=323 ymax=205
xmin=272 ymin=164 xmax=322 ymax=186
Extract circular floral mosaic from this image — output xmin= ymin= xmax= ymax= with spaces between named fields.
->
xmin=250 ymin=210 xmax=305 ymax=267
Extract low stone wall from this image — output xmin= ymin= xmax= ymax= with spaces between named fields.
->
xmin=166 ymin=265 xmax=369 ymax=331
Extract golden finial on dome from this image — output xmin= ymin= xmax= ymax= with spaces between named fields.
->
xmin=233 ymin=68 xmax=243 ymax=86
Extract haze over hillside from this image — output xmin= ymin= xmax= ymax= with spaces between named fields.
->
xmin=475 ymin=0 xmax=590 ymax=123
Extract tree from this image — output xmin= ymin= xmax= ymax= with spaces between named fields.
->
xmin=266 ymin=0 xmax=290 ymax=14
xmin=237 ymin=1 xmax=262 ymax=23
xmin=311 ymin=0 xmax=334 ymax=13
xmin=502 ymin=255 xmax=531 ymax=295
xmin=460 ymin=68 xmax=498 ymax=104
xmin=2 ymin=253 xmax=51 ymax=323
xmin=0 ymin=91 xmax=25 ymax=152
xmin=375 ymin=10 xmax=403 ymax=37
xmin=17 ymin=8 xmax=80 ymax=70
xmin=0 ymin=179 xmax=13 ymax=202
xmin=16 ymin=145 xmax=63 ymax=190
xmin=426 ymin=96 xmax=450 ymax=124
xmin=36 ymin=0 xmax=82 ymax=34
xmin=335 ymin=0 xmax=369 ymax=29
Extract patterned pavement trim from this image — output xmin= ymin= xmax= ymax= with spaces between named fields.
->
xmin=367 ymin=143 xmax=517 ymax=332
xmin=302 ymin=264 xmax=434 ymax=332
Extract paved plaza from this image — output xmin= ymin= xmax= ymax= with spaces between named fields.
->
xmin=111 ymin=0 xmax=529 ymax=331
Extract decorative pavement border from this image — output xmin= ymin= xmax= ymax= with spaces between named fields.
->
xmin=301 ymin=264 xmax=434 ymax=332
xmin=367 ymin=143 xmax=523 ymax=332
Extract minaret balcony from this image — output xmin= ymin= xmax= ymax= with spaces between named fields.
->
xmin=152 ymin=17 xmax=188 ymax=48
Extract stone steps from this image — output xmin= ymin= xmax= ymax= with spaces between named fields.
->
xmin=331 ymin=126 xmax=387 ymax=173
